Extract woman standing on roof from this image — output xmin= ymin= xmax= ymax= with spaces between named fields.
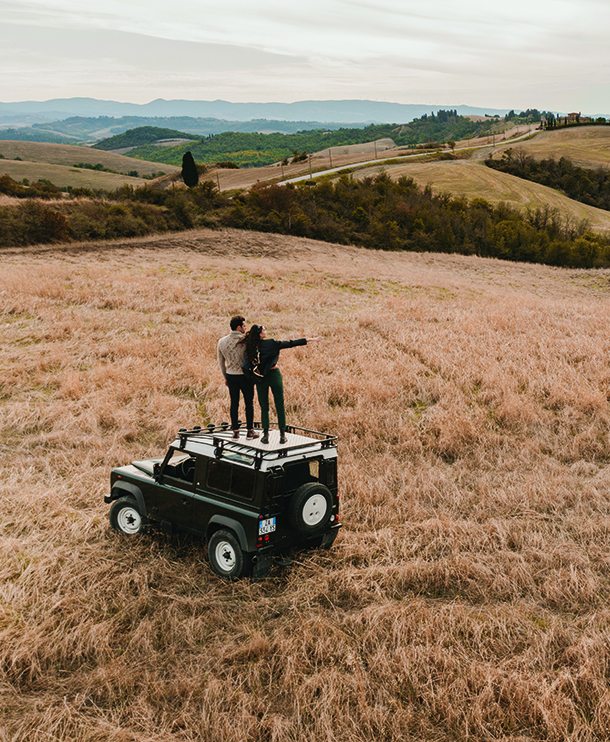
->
xmin=243 ymin=325 xmax=322 ymax=444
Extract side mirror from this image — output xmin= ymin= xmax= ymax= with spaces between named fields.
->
xmin=153 ymin=462 xmax=161 ymax=481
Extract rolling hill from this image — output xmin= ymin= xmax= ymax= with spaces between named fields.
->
xmin=0 ymin=140 xmax=171 ymax=176
xmin=477 ymin=126 xmax=610 ymax=169
xmin=338 ymin=126 xmax=610 ymax=233
xmin=352 ymin=159 xmax=610 ymax=233
xmin=0 ymin=140 xmax=173 ymax=189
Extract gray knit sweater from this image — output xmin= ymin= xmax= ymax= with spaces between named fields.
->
xmin=217 ymin=331 xmax=246 ymax=377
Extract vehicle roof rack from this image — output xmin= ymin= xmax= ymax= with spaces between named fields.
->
xmin=176 ymin=423 xmax=337 ymax=467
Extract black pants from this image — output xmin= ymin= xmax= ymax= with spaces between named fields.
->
xmin=225 ymin=374 xmax=255 ymax=430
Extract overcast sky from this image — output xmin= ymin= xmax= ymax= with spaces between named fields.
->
xmin=1 ymin=0 xmax=609 ymax=113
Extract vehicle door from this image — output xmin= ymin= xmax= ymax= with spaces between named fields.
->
xmin=154 ymin=448 xmax=198 ymax=528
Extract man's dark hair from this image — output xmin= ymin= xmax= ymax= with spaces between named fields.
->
xmin=230 ymin=315 xmax=245 ymax=331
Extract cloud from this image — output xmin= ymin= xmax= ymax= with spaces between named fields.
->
xmin=0 ymin=0 xmax=609 ymax=111
xmin=0 ymin=22 xmax=310 ymax=102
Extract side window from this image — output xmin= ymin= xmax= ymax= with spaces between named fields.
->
xmin=322 ymin=459 xmax=336 ymax=487
xmin=207 ymin=460 xmax=232 ymax=493
xmin=232 ymin=466 xmax=256 ymax=498
xmin=206 ymin=460 xmax=256 ymax=500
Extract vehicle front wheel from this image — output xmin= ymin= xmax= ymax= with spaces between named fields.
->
xmin=109 ymin=496 xmax=145 ymax=535
xmin=288 ymin=483 xmax=333 ymax=535
xmin=208 ymin=529 xmax=251 ymax=579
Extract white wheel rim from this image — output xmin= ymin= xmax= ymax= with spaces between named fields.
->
xmin=302 ymin=494 xmax=328 ymax=526
xmin=215 ymin=540 xmax=237 ymax=572
xmin=117 ymin=506 xmax=141 ymax=534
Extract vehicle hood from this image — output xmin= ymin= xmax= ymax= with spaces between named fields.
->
xmin=130 ymin=458 xmax=162 ymax=477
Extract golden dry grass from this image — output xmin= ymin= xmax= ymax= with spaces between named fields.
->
xmin=477 ymin=126 xmax=610 ymax=170
xmin=0 ymin=140 xmax=172 ymax=190
xmin=0 ymin=141 xmax=170 ymax=176
xmin=2 ymin=229 xmax=610 ymax=741
xmin=0 ymin=159 xmax=149 ymax=190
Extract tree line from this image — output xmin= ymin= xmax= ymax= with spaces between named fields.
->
xmin=1 ymin=172 xmax=609 ymax=269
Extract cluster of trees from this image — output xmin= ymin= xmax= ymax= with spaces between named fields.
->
xmin=485 ymin=150 xmax=610 ymax=211
xmin=0 ymin=174 xmax=64 ymax=199
xmin=543 ymin=113 xmax=608 ymax=129
xmin=391 ymin=110 xmax=499 ymax=148
xmin=0 ymin=177 xmax=224 ymax=246
xmin=504 ymin=109 xmax=545 ymax=123
xmin=2 ymin=172 xmax=609 ymax=269
xmin=73 ymin=162 xmax=119 ymax=174
xmin=222 ymin=174 xmax=609 ymax=268
xmin=94 ymin=126 xmax=197 ymax=151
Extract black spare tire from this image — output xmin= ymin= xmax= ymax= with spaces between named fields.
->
xmin=288 ymin=483 xmax=333 ymax=535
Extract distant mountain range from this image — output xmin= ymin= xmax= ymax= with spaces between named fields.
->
xmin=0 ymin=97 xmax=512 ymax=125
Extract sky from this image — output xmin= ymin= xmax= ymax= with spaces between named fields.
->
xmin=1 ymin=0 xmax=610 ymax=114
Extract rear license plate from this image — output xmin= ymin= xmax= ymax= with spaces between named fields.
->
xmin=258 ymin=517 xmax=276 ymax=535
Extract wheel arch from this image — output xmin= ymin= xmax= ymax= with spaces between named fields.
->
xmin=206 ymin=515 xmax=250 ymax=552
xmin=111 ymin=481 xmax=147 ymax=517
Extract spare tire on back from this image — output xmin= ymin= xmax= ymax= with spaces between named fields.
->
xmin=288 ymin=483 xmax=333 ymax=535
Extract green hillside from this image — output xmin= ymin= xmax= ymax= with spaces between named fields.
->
xmin=97 ymin=113 xmax=509 ymax=168
xmin=94 ymin=126 xmax=198 ymax=150
xmin=0 ymin=127 xmax=76 ymax=144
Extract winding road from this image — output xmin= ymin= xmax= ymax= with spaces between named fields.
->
xmin=281 ymin=125 xmax=541 ymax=185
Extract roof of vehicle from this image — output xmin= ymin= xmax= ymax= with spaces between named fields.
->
xmin=172 ymin=424 xmax=337 ymax=469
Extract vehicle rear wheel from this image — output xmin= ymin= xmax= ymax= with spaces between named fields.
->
xmin=288 ymin=483 xmax=333 ymax=535
xmin=208 ymin=529 xmax=251 ymax=579
xmin=109 ymin=496 xmax=145 ymax=535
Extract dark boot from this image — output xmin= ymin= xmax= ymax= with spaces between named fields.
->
xmin=261 ymin=430 xmax=269 ymax=444
xmin=246 ymin=429 xmax=259 ymax=440
xmin=279 ymin=429 xmax=287 ymax=444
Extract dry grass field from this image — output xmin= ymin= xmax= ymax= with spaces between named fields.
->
xmin=0 ymin=141 xmax=171 ymax=190
xmin=2 ymin=229 xmax=610 ymax=741
xmin=0 ymin=159 xmax=149 ymax=190
xmin=0 ymin=141 xmax=170 ymax=177
xmin=477 ymin=127 xmax=610 ymax=170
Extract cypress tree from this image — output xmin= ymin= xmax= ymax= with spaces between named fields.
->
xmin=181 ymin=151 xmax=199 ymax=188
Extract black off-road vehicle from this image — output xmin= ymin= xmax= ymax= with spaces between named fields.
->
xmin=105 ymin=423 xmax=340 ymax=578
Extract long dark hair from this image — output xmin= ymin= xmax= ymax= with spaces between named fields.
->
xmin=242 ymin=324 xmax=263 ymax=362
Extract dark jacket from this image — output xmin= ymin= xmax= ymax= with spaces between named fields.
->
xmin=257 ymin=338 xmax=307 ymax=377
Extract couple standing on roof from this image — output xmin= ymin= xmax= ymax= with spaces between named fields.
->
xmin=217 ymin=316 xmax=322 ymax=445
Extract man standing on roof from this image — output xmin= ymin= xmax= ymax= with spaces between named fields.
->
xmin=217 ymin=316 xmax=258 ymax=440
